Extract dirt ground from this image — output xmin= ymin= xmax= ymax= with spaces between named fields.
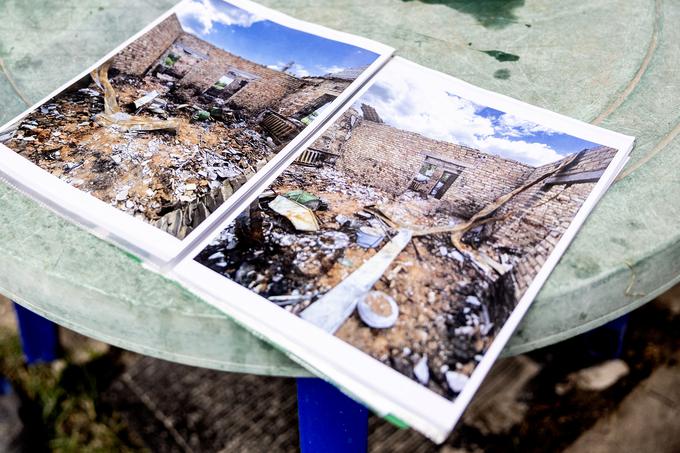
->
xmin=1 ymin=286 xmax=678 ymax=452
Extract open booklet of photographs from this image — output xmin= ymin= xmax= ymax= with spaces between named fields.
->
xmin=0 ymin=0 xmax=392 ymax=264
xmin=175 ymin=57 xmax=634 ymax=442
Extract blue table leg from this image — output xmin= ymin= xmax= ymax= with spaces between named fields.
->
xmin=13 ymin=303 xmax=58 ymax=365
xmin=297 ymin=378 xmax=368 ymax=453
xmin=583 ymin=313 xmax=630 ymax=360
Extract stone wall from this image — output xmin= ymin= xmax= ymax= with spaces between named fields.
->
xmin=339 ymin=120 xmax=533 ymax=217
xmin=112 ymin=15 xmax=184 ymax=76
xmin=490 ymin=145 xmax=618 ymax=294
xmin=230 ymin=76 xmax=304 ymax=114
xmin=308 ymin=107 xmax=360 ymax=155
xmin=168 ymin=33 xmax=304 ymax=113
xmin=112 ymin=14 xmax=307 ymax=114
xmin=277 ymin=77 xmax=351 ymax=119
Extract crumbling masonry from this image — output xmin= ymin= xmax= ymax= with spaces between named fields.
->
xmin=308 ymin=105 xmax=617 ymax=297
xmin=113 ymin=15 xmax=355 ymax=120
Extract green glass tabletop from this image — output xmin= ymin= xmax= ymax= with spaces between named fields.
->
xmin=0 ymin=0 xmax=678 ymax=376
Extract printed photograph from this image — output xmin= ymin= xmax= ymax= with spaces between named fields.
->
xmin=194 ymin=58 xmax=619 ymax=400
xmin=0 ymin=0 xmax=380 ymax=239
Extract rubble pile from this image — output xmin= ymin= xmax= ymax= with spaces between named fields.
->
xmin=197 ymin=163 xmax=518 ymax=399
xmin=2 ymin=69 xmax=279 ymax=239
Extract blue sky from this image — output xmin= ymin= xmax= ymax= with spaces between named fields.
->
xmin=357 ymin=60 xmax=601 ymax=166
xmin=175 ymin=0 xmax=378 ymax=77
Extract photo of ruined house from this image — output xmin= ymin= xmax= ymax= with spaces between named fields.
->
xmin=0 ymin=0 xmax=379 ymax=239
xmin=195 ymin=59 xmax=620 ymax=400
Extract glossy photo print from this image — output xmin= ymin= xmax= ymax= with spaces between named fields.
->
xmin=190 ymin=57 xmax=626 ymax=403
xmin=0 ymin=0 xmax=385 ymax=244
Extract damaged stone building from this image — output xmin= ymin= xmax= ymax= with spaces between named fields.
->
xmin=307 ymin=104 xmax=616 ymax=297
xmin=3 ymin=13 xmax=367 ymax=240
xmin=112 ymin=14 xmax=358 ymax=142
xmin=196 ymin=101 xmax=616 ymax=398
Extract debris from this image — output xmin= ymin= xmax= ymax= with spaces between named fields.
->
xmin=466 ymin=295 xmax=481 ymax=306
xmin=155 ymin=72 xmax=175 ymax=82
xmin=284 ymin=190 xmax=322 ymax=210
xmin=300 ymin=229 xmax=412 ymax=333
xmin=95 ymin=110 xmax=180 ymax=133
xmin=446 ymin=371 xmax=470 ymax=393
xmin=268 ymin=294 xmax=312 ymax=306
xmin=192 ymin=110 xmax=211 ymax=122
xmin=115 ymin=188 xmax=129 ymax=201
xmin=414 ymin=356 xmax=430 ymax=385
xmin=454 ymin=326 xmax=476 ymax=336
xmin=357 ymin=291 xmax=399 ymax=329
xmin=63 ymin=161 xmax=83 ymax=172
xmin=91 ymin=63 xmax=180 ymax=133
xmin=556 ymin=359 xmax=630 ymax=394
xmin=268 ymin=195 xmax=319 ymax=232
xmin=133 ymin=90 xmax=160 ymax=109
xmin=356 ymin=226 xmax=384 ymax=248
xmin=208 ymin=252 xmax=225 ymax=261
xmin=78 ymin=87 xmax=101 ymax=97
xmin=335 ymin=214 xmax=350 ymax=226
xmin=318 ymin=231 xmax=350 ymax=250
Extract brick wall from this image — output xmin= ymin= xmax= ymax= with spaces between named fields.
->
xmin=169 ymin=33 xmax=304 ymax=112
xmin=438 ymin=149 xmax=533 ymax=218
xmin=338 ymin=120 xmax=533 ymax=217
xmin=277 ymin=78 xmax=351 ymax=118
xmin=230 ymin=76 xmax=304 ymax=114
xmin=112 ymin=15 xmax=184 ymax=76
xmin=489 ymin=145 xmax=618 ymax=294
xmin=308 ymin=107 xmax=360 ymax=155
xmin=112 ymin=14 xmax=306 ymax=114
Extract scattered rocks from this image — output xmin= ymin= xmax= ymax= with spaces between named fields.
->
xmin=318 ymin=231 xmax=350 ymax=250
xmin=414 ymin=355 xmax=430 ymax=385
xmin=115 ymin=188 xmax=129 ymax=201
xmin=446 ymin=371 xmax=470 ymax=393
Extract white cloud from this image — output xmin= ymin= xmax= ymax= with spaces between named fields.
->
xmin=320 ymin=65 xmax=346 ymax=75
xmin=495 ymin=113 xmax=558 ymax=138
xmin=176 ymin=0 xmax=263 ymax=35
xmin=288 ymin=64 xmax=310 ymax=77
xmin=355 ymin=59 xmax=565 ymax=167
xmin=476 ymin=137 xmax=562 ymax=166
